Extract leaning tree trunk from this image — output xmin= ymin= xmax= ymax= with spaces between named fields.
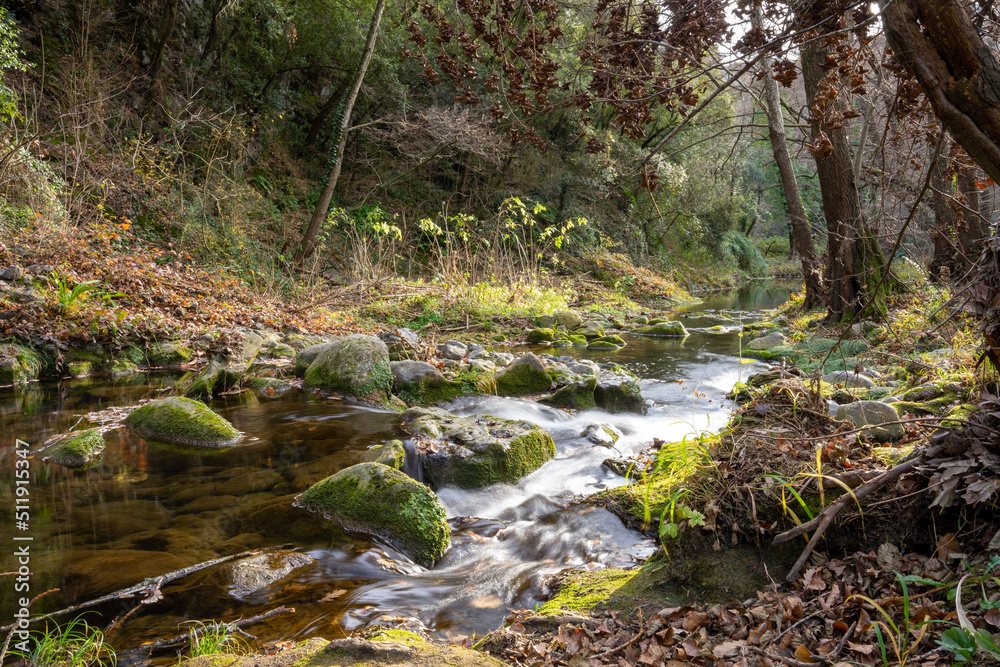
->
xmin=295 ymin=0 xmax=387 ymax=263
xmin=929 ymin=140 xmax=956 ymax=281
xmin=754 ymin=0 xmax=822 ymax=308
xmin=801 ymin=38 xmax=876 ymax=322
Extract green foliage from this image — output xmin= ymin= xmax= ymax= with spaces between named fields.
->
xmin=185 ymin=621 xmax=248 ymax=658
xmin=721 ymin=230 xmax=768 ymax=275
xmin=0 ymin=7 xmax=25 ymax=124
xmin=11 ymin=617 xmax=116 ymax=667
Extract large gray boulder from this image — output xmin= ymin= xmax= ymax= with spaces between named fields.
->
xmin=391 ymin=360 xmax=445 ymax=386
xmin=303 ymin=335 xmax=394 ymax=407
xmin=594 ymin=374 xmax=647 ymax=415
xmin=400 ymin=407 xmax=556 ymax=488
xmin=746 ymin=332 xmax=786 ymax=350
xmin=124 ymin=397 xmax=242 ymax=447
xmin=835 ymin=400 xmax=903 ymax=442
xmin=495 ymin=352 xmax=552 ymax=396
xmin=297 ymin=462 xmax=449 ymax=567
xmin=822 ymin=370 xmax=876 ymax=389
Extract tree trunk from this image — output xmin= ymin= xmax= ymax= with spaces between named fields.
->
xmin=957 ymin=168 xmax=987 ymax=263
xmin=305 ymin=76 xmax=352 ymax=147
xmin=801 ymin=38 xmax=871 ymax=321
xmin=929 ymin=145 xmax=956 ymax=281
xmin=295 ymin=0 xmax=387 ymax=262
xmin=880 ymin=0 xmax=1000 ymax=184
xmin=754 ymin=0 xmax=822 ymax=308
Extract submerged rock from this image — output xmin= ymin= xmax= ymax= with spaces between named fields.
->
xmin=245 ymin=377 xmax=293 ymax=398
xmin=362 ymin=440 xmax=406 ymax=469
xmin=298 ymin=462 xmax=449 ymax=566
xmin=124 ymin=397 xmax=242 ymax=447
xmin=637 ymin=321 xmax=688 ymax=337
xmin=835 ymin=400 xmax=903 ymax=442
xmin=401 ymin=406 xmax=556 ymax=488
xmin=594 ymin=374 xmax=647 ymax=415
xmin=495 ymin=352 xmax=552 ymax=396
xmin=226 ymin=550 xmax=314 ymax=599
xmin=44 ymin=429 xmax=105 ymax=468
xmin=303 ymin=334 xmax=394 ymax=407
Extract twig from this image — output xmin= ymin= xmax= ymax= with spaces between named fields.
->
xmin=143 ymin=606 xmax=295 ymax=649
xmin=773 ymin=445 xmax=946 ymax=581
xmin=593 ymin=606 xmax=645 ymax=658
xmin=0 ymin=547 xmax=286 ymax=632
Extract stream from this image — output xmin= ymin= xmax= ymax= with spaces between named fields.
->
xmin=0 ymin=283 xmax=795 ymax=656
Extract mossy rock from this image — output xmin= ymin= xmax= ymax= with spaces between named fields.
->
xmin=526 ymin=327 xmax=556 ymax=343
xmin=221 ymin=332 xmax=264 ymax=389
xmin=182 ymin=635 xmax=507 ymax=667
xmin=940 ymin=403 xmax=978 ymax=430
xmin=66 ymin=360 xmax=95 ymax=378
xmin=362 ymin=440 xmax=406 ymax=469
xmin=401 ymin=407 xmax=556 ymax=488
xmin=554 ymin=309 xmax=583 ymax=329
xmin=185 ymin=358 xmax=226 ymax=399
xmin=0 ymin=344 xmax=41 ymax=386
xmin=495 ymin=352 xmax=552 ymax=396
xmin=147 ymin=342 xmax=192 ymax=367
xmin=892 ymin=392 xmax=960 ymax=417
xmin=538 ymin=378 xmax=598 ymax=411
xmin=594 ymin=335 xmax=626 ymax=347
xmin=298 ymin=462 xmax=449 ymax=566
xmin=594 ymin=375 xmax=646 ymax=415
xmin=587 ymin=341 xmax=619 ymax=350
xmin=124 ymin=397 xmax=242 ymax=448
xmin=637 ymin=321 xmax=688 ymax=337
xmin=246 ymin=376 xmax=293 ymax=398
xmin=304 ymin=335 xmax=394 ymax=408
xmin=294 ymin=342 xmax=337 ymax=377
xmin=44 ymin=429 xmax=105 ymax=468
xmin=569 ymin=335 xmax=588 ymax=347
xmin=108 ymin=359 xmax=139 ymax=379
xmin=262 ymin=342 xmax=297 ymax=359
xmin=576 ymin=321 xmax=605 ymax=339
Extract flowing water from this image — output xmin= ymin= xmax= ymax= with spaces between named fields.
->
xmin=0 ymin=283 xmax=795 ymax=657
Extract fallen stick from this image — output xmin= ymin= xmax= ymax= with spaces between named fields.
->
xmin=0 ymin=546 xmax=287 ymax=633
xmin=143 ymin=606 xmax=296 ymax=649
xmin=773 ymin=445 xmax=945 ymax=581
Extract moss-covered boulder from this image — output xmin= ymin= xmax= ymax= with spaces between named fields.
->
xmin=124 ymin=397 xmax=242 ymax=448
xmin=185 ymin=358 xmax=227 ymax=399
xmin=147 ymin=342 xmax=192 ymax=367
xmin=220 ymin=331 xmax=264 ymax=389
xmin=595 ymin=374 xmax=647 ymax=415
xmin=108 ymin=358 xmax=139 ymax=378
xmin=400 ymin=406 xmax=556 ymax=488
xmin=298 ymin=462 xmax=449 ymax=566
xmin=554 ymin=309 xmax=583 ymax=329
xmin=526 ymin=327 xmax=556 ymax=344
xmin=294 ymin=341 xmax=337 ymax=377
xmin=304 ymin=335 xmax=394 ymax=407
xmin=538 ymin=377 xmax=598 ymax=411
xmin=569 ymin=334 xmax=589 ymax=347
xmin=836 ymin=400 xmax=903 ymax=442
xmin=44 ymin=429 xmax=105 ymax=468
xmin=495 ymin=352 xmax=552 ymax=396
xmin=637 ymin=320 xmax=688 ymax=337
xmin=584 ymin=423 xmax=622 ymax=447
xmin=0 ymin=344 xmax=41 ymax=386
xmin=576 ymin=321 xmax=605 ymax=339
xmin=362 ymin=440 xmax=406 ymax=469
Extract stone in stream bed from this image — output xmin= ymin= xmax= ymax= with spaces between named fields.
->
xmin=225 ymin=550 xmax=314 ymax=599
xmin=538 ymin=377 xmax=597 ymax=411
xmin=835 ymin=400 xmax=904 ymax=443
xmin=400 ymin=406 xmax=556 ymax=489
xmin=495 ymin=352 xmax=552 ymax=396
xmin=636 ymin=320 xmax=688 ymax=337
xmin=297 ymin=462 xmax=449 ymax=567
xmin=43 ymin=428 xmax=106 ymax=468
xmin=303 ymin=334 xmax=396 ymax=408
xmin=594 ymin=374 xmax=647 ymax=415
xmin=294 ymin=341 xmax=338 ymax=377
xmin=124 ymin=397 xmax=242 ymax=448
xmin=362 ymin=440 xmax=406 ymax=469
xmin=0 ymin=343 xmax=41 ymax=386
xmin=245 ymin=376 xmax=294 ymax=398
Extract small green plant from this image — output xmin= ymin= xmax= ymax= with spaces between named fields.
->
xmin=11 ymin=617 xmax=116 ymax=667
xmin=49 ymin=275 xmax=101 ymax=312
xmin=938 ymin=558 xmax=1000 ymax=663
xmin=850 ymin=573 xmax=934 ymax=667
xmin=184 ymin=620 xmax=248 ymax=658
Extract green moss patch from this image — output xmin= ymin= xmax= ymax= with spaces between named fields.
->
xmin=45 ymin=429 xmax=105 ymax=468
xmin=124 ymin=397 xmax=242 ymax=447
xmin=298 ymin=462 xmax=449 ymax=566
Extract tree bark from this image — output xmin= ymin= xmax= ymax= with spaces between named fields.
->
xmin=295 ymin=0 xmax=387 ymax=262
xmin=754 ymin=0 xmax=822 ymax=308
xmin=801 ymin=38 xmax=870 ymax=321
xmin=305 ymin=76 xmax=352 ymax=147
xmin=929 ymin=144 xmax=956 ymax=281
xmin=880 ymin=0 xmax=1000 ymax=184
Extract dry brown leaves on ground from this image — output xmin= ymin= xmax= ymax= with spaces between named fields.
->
xmin=483 ymin=549 xmax=1000 ymax=666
